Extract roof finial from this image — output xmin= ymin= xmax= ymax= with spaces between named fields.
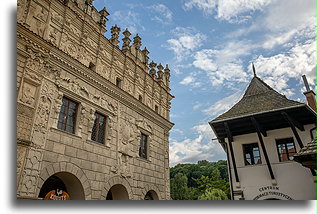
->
xmin=252 ymin=62 xmax=257 ymax=77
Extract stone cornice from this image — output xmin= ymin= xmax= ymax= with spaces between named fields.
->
xmin=17 ymin=24 xmax=174 ymax=131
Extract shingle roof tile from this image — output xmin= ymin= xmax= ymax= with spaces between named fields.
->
xmin=212 ymin=76 xmax=303 ymax=122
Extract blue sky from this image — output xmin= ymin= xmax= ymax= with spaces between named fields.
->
xmin=93 ymin=0 xmax=316 ymax=166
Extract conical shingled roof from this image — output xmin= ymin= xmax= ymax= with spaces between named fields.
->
xmin=212 ymin=76 xmax=303 ymax=122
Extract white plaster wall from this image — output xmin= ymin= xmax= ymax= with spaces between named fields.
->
xmin=227 ymin=124 xmax=316 ymax=200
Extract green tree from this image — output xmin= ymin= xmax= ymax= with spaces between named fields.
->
xmin=198 ymin=188 xmax=228 ymax=200
xmin=170 ymin=173 xmax=188 ymax=200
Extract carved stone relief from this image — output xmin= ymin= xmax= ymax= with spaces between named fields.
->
xmin=59 ymin=74 xmax=90 ymax=99
xmin=60 ymin=34 xmax=78 ymax=58
xmin=87 ymin=106 xmax=96 ymax=131
xmin=18 ymin=81 xmax=37 ymax=107
xmin=111 ymin=114 xmax=136 ymax=178
xmin=48 ymin=27 xmax=61 ymax=46
xmin=33 ymin=94 xmax=52 ymax=134
xmin=145 ymin=81 xmax=152 ymax=94
xmin=145 ymin=94 xmax=152 ymax=107
xmin=17 ymin=145 xmax=28 ymax=186
xmin=126 ymin=63 xmax=135 ymax=77
xmin=100 ymin=96 xmax=118 ymax=115
xmin=28 ymin=3 xmax=49 ymax=37
xmin=77 ymin=46 xmax=94 ymax=67
xmin=96 ymin=59 xmax=111 ymax=80
xmin=25 ymin=46 xmax=49 ymax=83
xmin=17 ymin=104 xmax=34 ymax=141
xmin=153 ymin=88 xmax=160 ymax=100
xmin=111 ymin=153 xmax=132 ymax=178
xmin=125 ymin=80 xmax=134 ymax=94
xmin=50 ymin=11 xmax=64 ymax=25
xmin=100 ymin=46 xmax=112 ymax=62
xmin=19 ymin=147 xmax=43 ymax=196
xmin=119 ymin=115 xmax=136 ymax=157
xmin=17 ymin=0 xmax=28 ymax=23
xmin=112 ymin=55 xmax=124 ymax=71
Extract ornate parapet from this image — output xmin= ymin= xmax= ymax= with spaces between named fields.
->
xmin=17 ymin=0 xmax=173 ymax=120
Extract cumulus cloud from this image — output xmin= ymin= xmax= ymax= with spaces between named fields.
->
xmin=192 ymin=40 xmax=253 ymax=87
xmin=112 ymin=11 xmax=144 ymax=34
xmin=148 ymin=4 xmax=173 ymax=24
xmin=183 ymin=0 xmax=216 ymax=15
xmin=226 ymin=0 xmax=315 ymax=49
xmin=183 ymin=0 xmax=272 ymax=23
xmin=253 ymin=40 xmax=316 ymax=98
xmin=165 ymin=27 xmax=206 ymax=61
xmin=203 ymin=91 xmax=244 ymax=117
xmin=169 ymin=124 xmax=224 ymax=166
xmin=180 ymin=76 xmax=195 ymax=85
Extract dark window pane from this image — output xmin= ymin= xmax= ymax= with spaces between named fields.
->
xmin=57 ymin=97 xmax=78 ymax=134
xmin=276 ymin=138 xmax=296 ymax=162
xmin=139 ymin=134 xmax=148 ymax=159
xmin=91 ymin=112 xmax=107 ymax=144
xmin=243 ymin=143 xmax=261 ymax=165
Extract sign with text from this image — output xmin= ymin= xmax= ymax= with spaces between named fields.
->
xmin=44 ymin=190 xmax=70 ymax=200
xmin=253 ymin=186 xmax=293 ymax=200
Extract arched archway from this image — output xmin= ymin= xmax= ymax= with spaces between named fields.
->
xmin=37 ymin=162 xmax=91 ymax=200
xmin=102 ymin=176 xmax=134 ymax=200
xmin=106 ymin=184 xmax=129 ymax=200
xmin=38 ymin=172 xmax=85 ymax=200
xmin=141 ymin=184 xmax=161 ymax=200
xmin=144 ymin=190 xmax=159 ymax=200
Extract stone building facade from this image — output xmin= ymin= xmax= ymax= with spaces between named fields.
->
xmin=17 ymin=0 xmax=174 ymax=200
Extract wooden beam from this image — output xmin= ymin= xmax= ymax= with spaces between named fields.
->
xmin=224 ymin=122 xmax=240 ymax=183
xmin=282 ymin=112 xmax=304 ymax=148
xmin=251 ymin=118 xmax=275 ymax=180
xmin=220 ymin=139 xmax=234 ymax=200
xmin=224 ymin=122 xmax=233 ymax=142
xmin=251 ymin=117 xmax=267 ymax=137
xmin=282 ymin=112 xmax=305 ymax=131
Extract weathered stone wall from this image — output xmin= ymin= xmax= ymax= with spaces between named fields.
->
xmin=17 ymin=0 xmax=173 ymax=200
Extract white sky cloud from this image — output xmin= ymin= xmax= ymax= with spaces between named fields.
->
xmin=169 ymin=124 xmax=224 ymax=166
xmin=180 ymin=76 xmax=195 ymax=85
xmin=165 ymin=27 xmax=206 ymax=62
xmin=148 ymin=4 xmax=173 ymax=24
xmin=253 ymin=40 xmax=316 ymax=98
xmin=192 ymin=40 xmax=253 ymax=87
xmin=112 ymin=10 xmax=144 ymax=34
xmin=184 ymin=0 xmax=272 ymax=23
xmin=226 ymin=0 xmax=315 ymax=49
xmin=203 ymin=91 xmax=243 ymax=117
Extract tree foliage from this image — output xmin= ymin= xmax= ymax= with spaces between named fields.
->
xmin=198 ymin=188 xmax=228 ymax=200
xmin=170 ymin=160 xmax=230 ymax=200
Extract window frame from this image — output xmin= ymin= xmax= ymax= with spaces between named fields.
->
xmin=91 ymin=112 xmax=107 ymax=145
xmin=242 ymin=143 xmax=262 ymax=166
xmin=139 ymin=133 xmax=148 ymax=159
xmin=276 ymin=138 xmax=297 ymax=162
xmin=57 ymin=97 xmax=79 ymax=134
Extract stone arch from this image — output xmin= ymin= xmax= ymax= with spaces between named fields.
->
xmin=101 ymin=176 xmax=134 ymax=200
xmin=141 ymin=184 xmax=161 ymax=200
xmin=36 ymin=162 xmax=91 ymax=200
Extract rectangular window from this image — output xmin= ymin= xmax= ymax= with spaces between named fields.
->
xmin=57 ymin=97 xmax=78 ymax=134
xmin=139 ymin=133 xmax=148 ymax=159
xmin=116 ymin=78 xmax=122 ymax=88
xmin=276 ymin=138 xmax=296 ymax=162
xmin=91 ymin=112 xmax=107 ymax=144
xmin=243 ymin=143 xmax=261 ymax=165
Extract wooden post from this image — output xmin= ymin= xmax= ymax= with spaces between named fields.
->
xmin=282 ymin=112 xmax=304 ymax=148
xmin=224 ymin=122 xmax=240 ymax=184
xmin=251 ymin=117 xmax=275 ymax=180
